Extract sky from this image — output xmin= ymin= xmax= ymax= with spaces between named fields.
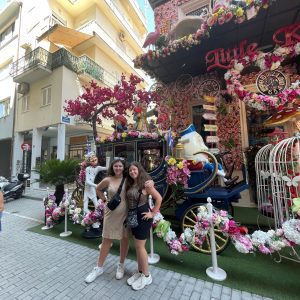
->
xmin=0 ymin=0 xmax=7 ymax=11
xmin=136 ymin=0 xmax=155 ymax=32
xmin=0 ymin=0 xmax=155 ymax=32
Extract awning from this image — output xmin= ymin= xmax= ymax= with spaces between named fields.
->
xmin=37 ymin=24 xmax=93 ymax=48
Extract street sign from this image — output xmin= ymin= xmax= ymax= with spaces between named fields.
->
xmin=204 ymin=124 xmax=218 ymax=132
xmin=62 ymin=116 xmax=70 ymax=123
xmin=21 ymin=143 xmax=31 ymax=151
xmin=203 ymin=104 xmax=216 ymax=111
xmin=206 ymin=136 xmax=220 ymax=143
xmin=203 ymin=113 xmax=217 ymax=121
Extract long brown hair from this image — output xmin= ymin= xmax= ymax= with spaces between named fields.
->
xmin=126 ymin=162 xmax=151 ymax=191
xmin=107 ymin=158 xmax=127 ymax=177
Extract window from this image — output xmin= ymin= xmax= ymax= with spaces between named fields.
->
xmin=0 ymin=23 xmax=15 ymax=47
xmin=41 ymin=86 xmax=51 ymax=106
xmin=178 ymin=0 xmax=210 ymax=18
xmin=50 ymin=11 xmax=67 ymax=26
xmin=22 ymin=95 xmax=30 ymax=112
xmin=0 ymin=98 xmax=9 ymax=118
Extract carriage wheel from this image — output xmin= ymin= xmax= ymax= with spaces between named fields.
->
xmin=181 ymin=204 xmax=229 ymax=254
xmin=72 ymin=187 xmax=84 ymax=209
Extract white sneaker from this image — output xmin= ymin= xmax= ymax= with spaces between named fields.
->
xmin=131 ymin=273 xmax=152 ymax=290
xmin=85 ymin=266 xmax=103 ymax=283
xmin=127 ymin=272 xmax=141 ymax=286
xmin=115 ymin=263 xmax=125 ymax=280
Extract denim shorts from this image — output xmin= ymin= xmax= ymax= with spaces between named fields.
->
xmin=0 ymin=212 xmax=2 ymax=232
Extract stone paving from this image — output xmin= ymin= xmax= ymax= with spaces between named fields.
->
xmin=0 ymin=197 xmax=272 ymax=300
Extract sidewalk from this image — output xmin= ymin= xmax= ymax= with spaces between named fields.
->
xmin=23 ymin=188 xmax=53 ymax=201
xmin=0 ymin=197 xmax=272 ymax=300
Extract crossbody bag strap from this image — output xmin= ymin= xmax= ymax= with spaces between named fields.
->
xmin=117 ymin=177 xmax=126 ymax=195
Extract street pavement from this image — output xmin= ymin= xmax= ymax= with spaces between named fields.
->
xmin=0 ymin=195 xmax=272 ymax=300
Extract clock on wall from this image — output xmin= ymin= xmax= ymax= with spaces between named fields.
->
xmin=198 ymin=79 xmax=220 ymax=97
xmin=256 ymin=70 xmax=287 ymax=96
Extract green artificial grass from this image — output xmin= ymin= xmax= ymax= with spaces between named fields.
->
xmin=28 ymin=208 xmax=300 ymax=300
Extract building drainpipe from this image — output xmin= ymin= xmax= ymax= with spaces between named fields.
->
xmin=10 ymin=1 xmax=23 ymax=179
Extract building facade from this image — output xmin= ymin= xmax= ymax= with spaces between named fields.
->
xmin=0 ymin=0 xmax=150 ymax=186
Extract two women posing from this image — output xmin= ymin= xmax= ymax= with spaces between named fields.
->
xmin=85 ymin=158 xmax=162 ymax=291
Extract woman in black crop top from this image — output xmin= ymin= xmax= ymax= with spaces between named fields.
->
xmin=125 ymin=162 xmax=162 ymax=291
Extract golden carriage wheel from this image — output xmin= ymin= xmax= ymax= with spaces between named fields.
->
xmin=72 ymin=187 xmax=84 ymax=209
xmin=181 ymin=204 xmax=230 ymax=254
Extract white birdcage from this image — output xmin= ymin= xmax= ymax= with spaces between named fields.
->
xmin=255 ymin=144 xmax=274 ymax=218
xmin=269 ymin=136 xmax=300 ymax=229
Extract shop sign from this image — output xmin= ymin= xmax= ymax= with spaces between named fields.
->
xmin=256 ymin=70 xmax=287 ymax=96
xmin=204 ymin=124 xmax=218 ymax=131
xmin=203 ymin=104 xmax=216 ymax=111
xmin=273 ymin=22 xmax=300 ymax=47
xmin=206 ymin=136 xmax=219 ymax=143
xmin=21 ymin=143 xmax=31 ymax=151
xmin=205 ymin=40 xmax=258 ymax=71
xmin=203 ymin=113 xmax=217 ymax=121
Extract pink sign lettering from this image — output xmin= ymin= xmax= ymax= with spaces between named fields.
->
xmin=205 ymin=40 xmax=258 ymax=71
xmin=273 ymin=22 xmax=300 ymax=47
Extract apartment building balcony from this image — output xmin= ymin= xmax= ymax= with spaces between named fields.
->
xmin=10 ymin=47 xmax=52 ymax=84
xmin=103 ymin=0 xmax=145 ymax=47
xmin=77 ymin=20 xmax=150 ymax=85
xmin=10 ymin=47 xmax=105 ymax=84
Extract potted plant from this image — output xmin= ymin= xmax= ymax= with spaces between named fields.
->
xmin=36 ymin=159 xmax=79 ymax=205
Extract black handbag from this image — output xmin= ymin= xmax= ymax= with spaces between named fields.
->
xmin=127 ymin=191 xmax=142 ymax=228
xmin=107 ymin=177 xmax=125 ymax=211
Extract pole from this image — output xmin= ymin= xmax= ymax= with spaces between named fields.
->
xmin=206 ymin=197 xmax=227 ymax=281
xmin=10 ymin=2 xmax=23 ymax=180
xmin=147 ymin=195 xmax=160 ymax=264
xmin=60 ymin=189 xmax=72 ymax=237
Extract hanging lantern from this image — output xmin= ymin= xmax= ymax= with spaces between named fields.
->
xmin=175 ymin=142 xmax=185 ymax=160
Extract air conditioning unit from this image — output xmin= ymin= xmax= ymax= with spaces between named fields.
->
xmin=119 ymin=31 xmax=126 ymax=42
xmin=17 ymin=83 xmax=30 ymax=95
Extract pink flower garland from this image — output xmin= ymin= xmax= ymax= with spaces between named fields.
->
xmin=225 ymin=42 xmax=300 ymax=110
xmin=180 ymin=205 xmax=299 ymax=255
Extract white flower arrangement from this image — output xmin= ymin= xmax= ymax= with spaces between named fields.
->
xmin=282 ymin=219 xmax=300 ymax=245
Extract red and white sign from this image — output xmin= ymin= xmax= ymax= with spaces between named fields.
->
xmin=205 ymin=40 xmax=258 ymax=71
xmin=203 ymin=113 xmax=217 ymax=121
xmin=21 ymin=143 xmax=31 ymax=151
xmin=206 ymin=136 xmax=220 ymax=143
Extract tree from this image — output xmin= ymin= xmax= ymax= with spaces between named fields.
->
xmin=64 ymin=74 xmax=160 ymax=141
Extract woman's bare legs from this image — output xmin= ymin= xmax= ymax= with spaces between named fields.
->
xmin=97 ymin=238 xmax=113 ymax=267
xmin=119 ymin=236 xmax=129 ymax=264
xmin=134 ymin=239 xmax=149 ymax=275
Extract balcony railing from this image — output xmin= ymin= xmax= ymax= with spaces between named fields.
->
xmin=10 ymin=47 xmax=104 ymax=83
xmin=10 ymin=47 xmax=52 ymax=78
xmin=52 ymin=48 xmax=79 ymax=72
xmin=78 ymin=56 xmax=104 ymax=82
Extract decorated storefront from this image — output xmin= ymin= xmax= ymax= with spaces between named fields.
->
xmin=133 ymin=0 xmax=300 ymax=203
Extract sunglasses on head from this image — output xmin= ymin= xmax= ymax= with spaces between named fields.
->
xmin=114 ymin=157 xmax=125 ymax=161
